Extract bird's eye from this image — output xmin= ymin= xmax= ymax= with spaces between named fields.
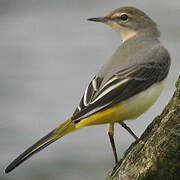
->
xmin=120 ymin=14 xmax=128 ymax=21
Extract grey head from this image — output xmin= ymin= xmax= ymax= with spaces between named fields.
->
xmin=88 ymin=7 xmax=160 ymax=42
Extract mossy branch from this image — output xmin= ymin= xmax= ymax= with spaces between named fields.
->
xmin=106 ymin=76 xmax=180 ymax=180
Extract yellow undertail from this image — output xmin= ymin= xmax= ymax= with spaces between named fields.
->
xmin=5 ymin=104 xmax=123 ymax=174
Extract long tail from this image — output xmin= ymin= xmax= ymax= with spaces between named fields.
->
xmin=5 ymin=118 xmax=76 ymax=174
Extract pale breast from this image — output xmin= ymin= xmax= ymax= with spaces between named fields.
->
xmin=116 ymin=78 xmax=167 ymax=121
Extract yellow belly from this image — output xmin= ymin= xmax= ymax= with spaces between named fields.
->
xmin=75 ymin=79 xmax=166 ymax=128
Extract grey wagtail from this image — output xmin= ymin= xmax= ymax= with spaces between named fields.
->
xmin=5 ymin=7 xmax=171 ymax=173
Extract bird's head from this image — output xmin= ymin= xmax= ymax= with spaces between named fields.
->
xmin=88 ymin=7 xmax=160 ymax=42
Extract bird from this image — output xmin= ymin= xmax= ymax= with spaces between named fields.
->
xmin=5 ymin=6 xmax=171 ymax=174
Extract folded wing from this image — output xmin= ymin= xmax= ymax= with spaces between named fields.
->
xmin=72 ymin=60 xmax=170 ymax=122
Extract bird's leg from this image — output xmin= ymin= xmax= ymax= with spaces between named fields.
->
xmin=119 ymin=122 xmax=139 ymax=141
xmin=107 ymin=123 xmax=118 ymax=164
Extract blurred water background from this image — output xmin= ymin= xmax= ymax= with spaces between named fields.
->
xmin=0 ymin=0 xmax=179 ymax=180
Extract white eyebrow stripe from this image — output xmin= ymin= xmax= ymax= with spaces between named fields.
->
xmin=111 ymin=12 xmax=122 ymax=18
xmin=91 ymin=78 xmax=129 ymax=104
xmin=111 ymin=12 xmax=132 ymax=18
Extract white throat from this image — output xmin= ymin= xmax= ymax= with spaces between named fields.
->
xmin=107 ymin=21 xmax=137 ymax=42
xmin=120 ymin=30 xmax=137 ymax=42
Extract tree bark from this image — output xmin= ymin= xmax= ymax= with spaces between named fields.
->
xmin=106 ymin=76 xmax=180 ymax=180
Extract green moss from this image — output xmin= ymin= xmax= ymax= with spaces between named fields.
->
xmin=136 ymin=130 xmax=180 ymax=180
xmin=175 ymin=75 xmax=180 ymax=88
xmin=140 ymin=115 xmax=161 ymax=140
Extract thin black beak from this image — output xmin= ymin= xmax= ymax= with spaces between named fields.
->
xmin=87 ymin=17 xmax=106 ymax=22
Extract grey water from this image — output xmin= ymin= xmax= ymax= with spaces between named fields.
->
xmin=0 ymin=0 xmax=179 ymax=180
